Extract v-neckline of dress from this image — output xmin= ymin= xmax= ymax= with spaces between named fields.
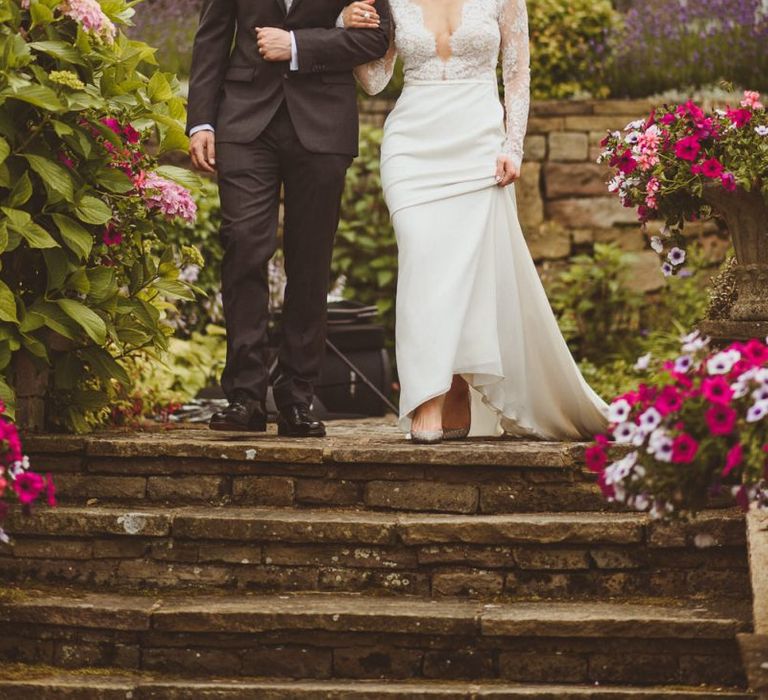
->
xmin=405 ymin=0 xmax=474 ymax=66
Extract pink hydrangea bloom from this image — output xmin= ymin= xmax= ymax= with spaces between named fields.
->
xmin=60 ymin=0 xmax=116 ymax=43
xmin=140 ymin=173 xmax=197 ymax=223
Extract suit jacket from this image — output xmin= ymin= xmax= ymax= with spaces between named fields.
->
xmin=186 ymin=0 xmax=391 ymax=156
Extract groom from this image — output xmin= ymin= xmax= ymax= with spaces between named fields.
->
xmin=186 ymin=0 xmax=390 ymax=437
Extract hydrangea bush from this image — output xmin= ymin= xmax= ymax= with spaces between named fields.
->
xmin=0 ymin=402 xmax=53 ymax=543
xmin=1 ymin=0 xmax=201 ymax=431
xmin=587 ymin=331 xmax=768 ymax=520
xmin=597 ymin=90 xmax=768 ymax=276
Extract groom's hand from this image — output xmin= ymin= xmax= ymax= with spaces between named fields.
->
xmin=254 ymin=27 xmax=292 ymax=62
xmin=190 ymin=130 xmax=216 ymax=173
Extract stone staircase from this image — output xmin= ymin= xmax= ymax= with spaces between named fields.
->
xmin=0 ymin=422 xmax=754 ymax=698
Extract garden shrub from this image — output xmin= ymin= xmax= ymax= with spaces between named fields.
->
xmin=526 ymin=0 xmax=617 ymax=99
xmin=608 ymin=0 xmax=768 ymax=97
xmin=0 ymin=0 xmax=201 ymax=431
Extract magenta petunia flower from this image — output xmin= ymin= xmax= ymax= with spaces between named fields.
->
xmin=660 ymin=113 xmax=676 ymax=126
xmin=671 ymin=433 xmax=699 ymax=463
xmin=700 ymin=158 xmax=724 ymax=178
xmin=615 ymin=149 xmax=638 ymax=175
xmin=13 ymin=472 xmax=45 ymax=505
xmin=102 ymin=225 xmax=123 ymax=246
xmin=721 ymin=172 xmax=737 ymax=192
xmin=656 ymin=386 xmax=683 ymax=415
xmin=123 ymin=124 xmax=141 ymax=144
xmin=722 ymin=443 xmax=743 ymax=477
xmin=705 ymin=404 xmax=737 ymax=436
xmin=702 ymin=376 xmax=734 ymax=405
xmin=726 ymin=107 xmax=752 ymax=128
xmin=674 ymin=136 xmax=701 ymax=162
xmin=585 ymin=445 xmax=607 ymax=472
xmin=741 ymin=339 xmax=768 ymax=366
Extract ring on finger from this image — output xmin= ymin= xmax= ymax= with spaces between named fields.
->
xmin=363 ymin=11 xmax=371 ymax=18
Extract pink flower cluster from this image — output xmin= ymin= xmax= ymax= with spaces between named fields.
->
xmin=139 ymin=172 xmax=197 ymax=224
xmin=586 ymin=331 xmax=768 ymax=519
xmin=60 ymin=0 xmax=116 ymax=43
xmin=0 ymin=405 xmax=55 ymax=543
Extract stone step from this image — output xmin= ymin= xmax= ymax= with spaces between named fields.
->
xmin=0 ymin=671 xmax=753 ymax=699
xmin=27 ymin=429 xmax=613 ymax=513
xmin=0 ymin=591 xmax=749 ymax=686
xmin=0 ymin=506 xmax=749 ymax=599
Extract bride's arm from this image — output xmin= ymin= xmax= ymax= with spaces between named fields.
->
xmin=337 ymin=1 xmax=396 ymax=95
xmin=498 ymin=0 xmax=531 ymax=173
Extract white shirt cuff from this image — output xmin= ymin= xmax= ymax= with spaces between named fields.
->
xmin=336 ymin=13 xmax=345 ymax=28
xmin=289 ymin=31 xmax=299 ymax=70
xmin=189 ymin=124 xmax=215 ymax=136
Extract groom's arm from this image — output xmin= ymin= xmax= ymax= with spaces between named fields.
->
xmin=292 ymin=0 xmax=391 ymax=73
xmin=186 ymin=0 xmax=237 ymax=135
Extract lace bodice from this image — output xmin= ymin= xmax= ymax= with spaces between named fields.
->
xmin=349 ymin=0 xmax=530 ymax=169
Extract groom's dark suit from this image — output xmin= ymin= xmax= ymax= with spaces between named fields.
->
xmin=187 ymin=0 xmax=391 ymax=411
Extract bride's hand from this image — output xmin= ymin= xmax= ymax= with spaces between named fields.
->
xmin=495 ymin=156 xmax=519 ymax=187
xmin=341 ymin=0 xmax=380 ymax=29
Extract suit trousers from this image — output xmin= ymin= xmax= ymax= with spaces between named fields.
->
xmin=215 ymin=100 xmax=352 ymax=409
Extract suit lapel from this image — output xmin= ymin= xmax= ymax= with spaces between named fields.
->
xmin=274 ymin=0 xmax=287 ymax=16
xmin=286 ymin=0 xmax=303 ymax=16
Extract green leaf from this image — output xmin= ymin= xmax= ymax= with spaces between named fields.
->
xmin=95 ymin=167 xmax=134 ymax=193
xmin=147 ymin=71 xmax=173 ymax=102
xmin=0 ymin=377 xmax=15 ymax=420
xmin=29 ymin=2 xmax=55 ymax=26
xmin=23 ymin=154 xmax=74 ymax=202
xmin=0 ymin=280 xmax=18 ymax=323
xmin=28 ymin=301 xmax=78 ymax=340
xmin=29 ymin=40 xmax=85 ymax=65
xmin=86 ymin=267 xmax=116 ymax=303
xmin=152 ymin=278 xmax=196 ymax=301
xmin=74 ymin=195 xmax=112 ymax=225
xmin=56 ymin=298 xmax=106 ymax=344
xmin=7 ymin=83 xmax=64 ymax=110
xmin=154 ymin=165 xmax=201 ymax=190
xmin=0 ymin=137 xmax=9 ymax=167
xmin=80 ymin=346 xmax=130 ymax=385
xmin=51 ymin=213 xmax=93 ymax=260
xmin=43 ymin=248 xmax=71 ymax=292
xmin=6 ymin=171 xmax=33 ymax=207
xmin=2 ymin=207 xmax=60 ymax=248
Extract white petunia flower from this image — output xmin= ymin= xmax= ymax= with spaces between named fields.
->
xmin=674 ymin=355 xmax=693 ymax=374
xmin=638 ymin=407 xmax=662 ymax=433
xmin=662 ymin=262 xmax=673 ymax=277
xmin=650 ymin=236 xmax=664 ymax=254
xmin=613 ymin=422 xmax=638 ymax=444
xmin=634 ymin=353 xmax=652 ymax=371
xmin=625 ymin=119 xmax=644 ymax=131
xmin=746 ymin=400 xmax=768 ymax=423
xmin=755 ymin=125 xmax=768 ymax=136
xmin=752 ymin=385 xmax=768 ymax=403
xmin=707 ymin=350 xmax=740 ymax=375
xmin=608 ymin=398 xmax=632 ymax=423
xmin=633 ymin=493 xmax=650 ymax=511
xmin=604 ymin=451 xmax=638 ymax=485
xmin=667 ymin=247 xmax=686 ymax=266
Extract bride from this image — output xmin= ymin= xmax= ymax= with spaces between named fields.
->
xmin=340 ymin=0 xmax=608 ymax=443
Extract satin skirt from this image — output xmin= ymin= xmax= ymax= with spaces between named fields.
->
xmin=381 ymin=78 xmax=608 ymax=440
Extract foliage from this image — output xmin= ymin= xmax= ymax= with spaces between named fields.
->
xmin=526 ymin=0 xmax=617 ymax=99
xmin=0 ymin=404 xmax=54 ymax=543
xmin=608 ymin=0 xmax=768 ymax=98
xmin=597 ymin=90 xmax=768 ymax=275
xmin=587 ymin=331 xmax=768 ymax=520
xmin=112 ymin=324 xmax=226 ymax=425
xmin=0 ymin=0 xmax=200 ymax=431
xmin=332 ymin=123 xmax=397 ymax=341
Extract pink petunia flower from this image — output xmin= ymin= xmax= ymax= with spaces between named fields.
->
xmin=102 ymin=224 xmax=123 ymax=247
xmin=13 ymin=472 xmax=45 ymax=505
xmin=741 ymin=339 xmax=768 ymax=367
xmin=722 ymin=443 xmax=743 ymax=477
xmin=656 ymin=386 xmax=683 ymax=416
xmin=705 ymin=404 xmax=737 ymax=436
xmin=671 ymin=433 xmax=699 ymax=463
xmin=701 ymin=376 xmax=734 ymax=405
xmin=721 ymin=172 xmax=737 ymax=192
xmin=585 ymin=445 xmax=607 ymax=472
xmin=726 ymin=107 xmax=752 ymax=128
xmin=675 ymin=136 xmax=701 ymax=162
xmin=741 ymin=91 xmax=764 ymax=110
xmin=700 ymin=158 xmax=724 ymax=179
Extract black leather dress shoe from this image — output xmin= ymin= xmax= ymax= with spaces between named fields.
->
xmin=210 ymin=396 xmax=267 ymax=432
xmin=277 ymin=403 xmax=326 ymax=438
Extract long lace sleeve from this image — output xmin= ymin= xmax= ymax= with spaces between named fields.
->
xmin=336 ymin=10 xmax=396 ymax=95
xmin=498 ymin=0 xmax=531 ymax=170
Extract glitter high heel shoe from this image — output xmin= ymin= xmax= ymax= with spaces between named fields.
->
xmin=410 ymin=428 xmax=444 ymax=444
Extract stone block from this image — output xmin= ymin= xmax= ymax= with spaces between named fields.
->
xmin=478 ymin=482 xmax=605 ymax=513
xmin=588 ymin=653 xmax=679 ymax=684
xmin=11 ymin=538 xmax=92 ymax=560
xmin=231 ymin=476 xmax=296 ymax=505
xmin=544 ymin=163 xmax=609 ymax=199
xmin=423 ymin=649 xmax=495 ymax=679
xmin=52 ymin=474 xmax=146 ymax=501
xmin=545 ymin=197 xmax=639 ymax=229
xmin=364 ymin=481 xmax=479 ymax=514
xmin=263 ymin=544 xmax=416 ymax=570
xmin=548 ymin=132 xmax=588 ymax=162
xmin=527 ymin=116 xmax=566 ymax=134
xmin=623 ymin=250 xmax=666 ymax=293
xmin=515 ymin=162 xmax=544 ymax=234
xmin=523 ymin=134 xmax=547 ymax=161
xmin=593 ymin=227 xmax=647 ymax=252
xmin=151 ymin=540 xmax=199 ymax=562
xmin=432 ymin=570 xmax=504 ymax=597
xmin=589 ymin=548 xmax=643 ymax=570
xmin=143 ymin=647 xmax=242 ymax=675
xmin=295 ymin=478 xmax=360 ymax=506
xmin=514 ymin=547 xmax=590 ymax=571
xmin=499 ymin=651 xmax=587 ymax=682
xmin=147 ymin=476 xmax=226 ymax=503
xmin=92 ymin=539 xmax=149 ymax=559
xmin=564 ymin=115 xmax=633 ymax=132
xmin=197 ymin=543 xmax=261 ymax=565
xmin=523 ymin=221 xmax=572 ymax=262
xmin=417 ymin=544 xmax=514 ymax=568
xmin=241 ymin=646 xmax=333 ymax=678
xmin=333 ymin=646 xmax=423 ymax=678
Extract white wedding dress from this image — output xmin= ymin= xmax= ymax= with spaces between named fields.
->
xmin=353 ymin=0 xmax=608 ymax=440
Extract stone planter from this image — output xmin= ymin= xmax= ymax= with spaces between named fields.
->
xmin=702 ymin=184 xmax=768 ymax=322
xmin=738 ymin=506 xmax=768 ymax=698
